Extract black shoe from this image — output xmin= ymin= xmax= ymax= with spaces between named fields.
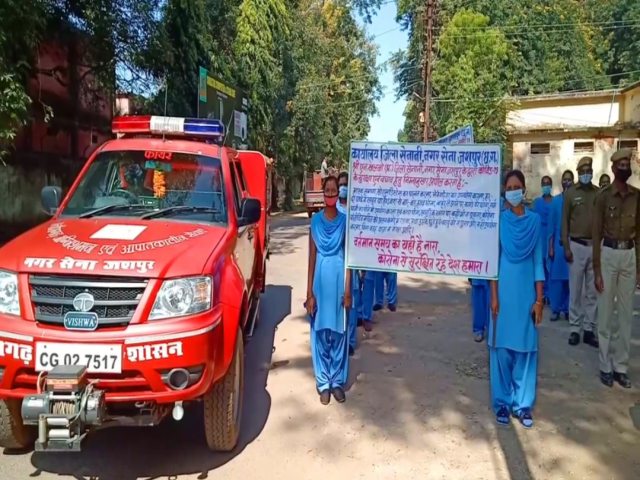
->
xmin=600 ymin=371 xmax=614 ymax=387
xmin=550 ymin=312 xmax=560 ymax=322
xmin=373 ymin=304 xmax=383 ymax=311
xmin=388 ymin=303 xmax=397 ymax=312
xmin=583 ymin=331 xmax=599 ymax=348
xmin=348 ymin=345 xmax=355 ymax=357
xmin=320 ymin=390 xmax=331 ymax=405
xmin=363 ymin=321 xmax=373 ymax=332
xmin=613 ymin=372 xmax=632 ymax=389
xmin=564 ymin=312 xmax=569 ymax=320
xmin=568 ymin=332 xmax=580 ymax=346
xmin=331 ymin=387 xmax=346 ymax=403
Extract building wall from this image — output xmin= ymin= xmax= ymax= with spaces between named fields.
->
xmin=512 ymin=131 xmax=640 ymax=199
xmin=621 ymin=86 xmax=640 ymax=124
xmin=507 ymin=100 xmax=620 ymax=131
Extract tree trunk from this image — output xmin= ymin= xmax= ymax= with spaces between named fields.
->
xmin=284 ymin=176 xmax=294 ymax=211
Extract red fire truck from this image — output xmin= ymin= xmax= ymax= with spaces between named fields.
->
xmin=0 ymin=115 xmax=270 ymax=453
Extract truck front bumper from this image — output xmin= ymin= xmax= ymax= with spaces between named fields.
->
xmin=0 ymin=308 xmax=223 ymax=404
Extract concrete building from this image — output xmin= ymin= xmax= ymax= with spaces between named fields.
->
xmin=507 ymin=81 xmax=640 ymax=197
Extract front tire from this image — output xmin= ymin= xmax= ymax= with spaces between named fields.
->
xmin=204 ymin=328 xmax=244 ymax=452
xmin=0 ymin=399 xmax=35 ymax=450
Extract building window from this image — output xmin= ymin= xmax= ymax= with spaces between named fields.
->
xmin=574 ymin=141 xmax=594 ymax=154
xmin=617 ymin=139 xmax=638 ymax=151
xmin=530 ymin=143 xmax=550 ymax=155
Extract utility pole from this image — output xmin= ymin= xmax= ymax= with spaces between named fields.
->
xmin=422 ymin=0 xmax=435 ymax=142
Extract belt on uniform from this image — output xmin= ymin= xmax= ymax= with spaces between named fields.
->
xmin=603 ymin=238 xmax=635 ymax=250
xmin=570 ymin=237 xmax=593 ymax=246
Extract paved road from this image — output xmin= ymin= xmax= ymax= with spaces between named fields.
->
xmin=1 ymin=213 xmax=639 ymax=480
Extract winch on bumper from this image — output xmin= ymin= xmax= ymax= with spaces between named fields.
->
xmin=22 ymin=365 xmax=106 ymax=452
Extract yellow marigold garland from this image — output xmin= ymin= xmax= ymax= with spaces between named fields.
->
xmin=153 ymin=169 xmax=166 ymax=198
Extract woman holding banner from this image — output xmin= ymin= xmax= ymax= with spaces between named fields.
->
xmin=490 ymin=170 xmax=544 ymax=429
xmin=306 ymin=175 xmax=352 ymax=405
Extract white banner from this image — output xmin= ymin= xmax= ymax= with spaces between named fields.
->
xmin=346 ymin=142 xmax=501 ymax=279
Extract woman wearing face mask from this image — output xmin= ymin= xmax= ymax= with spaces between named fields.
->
xmin=490 ymin=170 xmax=544 ymax=429
xmin=533 ymin=176 xmax=554 ymax=302
xmin=599 ymin=173 xmax=611 ymax=189
xmin=547 ymin=170 xmax=573 ymax=321
xmin=306 ymin=175 xmax=352 ymax=405
xmin=337 ymin=171 xmax=349 ymax=215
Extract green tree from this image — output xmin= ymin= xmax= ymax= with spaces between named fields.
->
xmin=234 ymin=0 xmax=291 ymax=153
xmin=598 ymin=0 xmax=640 ymax=86
xmin=150 ymin=0 xmax=213 ymax=116
xmin=431 ymin=10 xmax=515 ymax=143
xmin=0 ymin=0 xmax=46 ymax=158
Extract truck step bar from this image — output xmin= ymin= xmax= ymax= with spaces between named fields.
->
xmin=245 ymin=296 xmax=260 ymax=339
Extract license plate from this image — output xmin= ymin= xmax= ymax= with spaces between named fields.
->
xmin=35 ymin=343 xmax=122 ymax=374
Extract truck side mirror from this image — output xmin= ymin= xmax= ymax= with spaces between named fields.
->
xmin=41 ymin=186 xmax=63 ymax=216
xmin=238 ymin=198 xmax=261 ymax=226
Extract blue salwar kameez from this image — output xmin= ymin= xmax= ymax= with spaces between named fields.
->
xmin=489 ymin=208 xmax=543 ymax=416
xmin=348 ymin=269 xmax=362 ymax=350
xmin=471 ymin=279 xmax=490 ymax=335
xmin=547 ymin=194 xmax=569 ymax=315
xmin=361 ymin=270 xmax=376 ymax=321
xmin=374 ymin=272 xmax=398 ymax=307
xmin=532 ymin=195 xmax=553 ymax=299
xmin=310 ymin=210 xmax=349 ymax=392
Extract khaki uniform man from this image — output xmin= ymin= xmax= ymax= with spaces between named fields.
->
xmin=562 ymin=156 xmax=600 ymax=347
xmin=593 ymin=149 xmax=639 ymax=388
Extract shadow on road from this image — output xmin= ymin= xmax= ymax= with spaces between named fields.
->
xmin=284 ymin=274 xmax=640 ymax=479
xmin=268 ymin=214 xmax=309 ymax=256
xmin=25 ymin=284 xmax=292 ymax=480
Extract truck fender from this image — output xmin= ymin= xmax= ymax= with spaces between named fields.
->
xmin=215 ymin=253 xmax=247 ymax=379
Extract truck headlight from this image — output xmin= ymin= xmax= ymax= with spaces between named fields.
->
xmin=149 ymin=276 xmax=212 ymax=320
xmin=0 ymin=271 xmax=20 ymax=316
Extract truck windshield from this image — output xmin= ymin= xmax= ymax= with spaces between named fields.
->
xmin=61 ymin=150 xmax=227 ymax=224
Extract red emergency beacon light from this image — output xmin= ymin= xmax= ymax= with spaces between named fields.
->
xmin=112 ymin=115 xmax=225 ymax=140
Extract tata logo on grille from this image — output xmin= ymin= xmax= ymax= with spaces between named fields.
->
xmin=72 ymin=292 xmax=95 ymax=312
xmin=65 ymin=293 xmax=98 ymax=331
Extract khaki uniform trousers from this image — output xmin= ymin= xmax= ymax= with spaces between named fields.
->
xmin=569 ymin=241 xmax=598 ymax=334
xmin=597 ymin=246 xmax=636 ymax=374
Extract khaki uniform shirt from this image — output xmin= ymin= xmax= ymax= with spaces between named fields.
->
xmin=561 ymin=182 xmax=599 ymax=252
xmin=592 ymin=183 xmax=640 ymax=276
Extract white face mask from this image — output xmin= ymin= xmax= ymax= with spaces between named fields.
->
xmin=505 ymin=189 xmax=524 ymax=207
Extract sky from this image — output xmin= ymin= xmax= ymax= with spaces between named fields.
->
xmin=359 ymin=2 xmax=409 ymax=142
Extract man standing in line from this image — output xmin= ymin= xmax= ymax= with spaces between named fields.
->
xmin=593 ymin=149 xmax=638 ymax=388
xmin=562 ymin=156 xmax=600 ymax=347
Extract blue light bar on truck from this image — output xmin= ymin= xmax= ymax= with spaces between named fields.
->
xmin=112 ymin=116 xmax=225 ymax=138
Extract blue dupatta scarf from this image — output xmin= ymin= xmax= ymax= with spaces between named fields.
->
xmin=500 ymin=208 xmax=540 ymax=263
xmin=311 ymin=210 xmax=346 ymax=257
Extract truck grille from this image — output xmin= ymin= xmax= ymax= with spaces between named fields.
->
xmin=29 ymin=275 xmax=148 ymax=327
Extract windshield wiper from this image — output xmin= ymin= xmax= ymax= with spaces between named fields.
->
xmin=140 ymin=206 xmax=220 ymax=220
xmin=79 ymin=203 xmax=149 ymax=219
